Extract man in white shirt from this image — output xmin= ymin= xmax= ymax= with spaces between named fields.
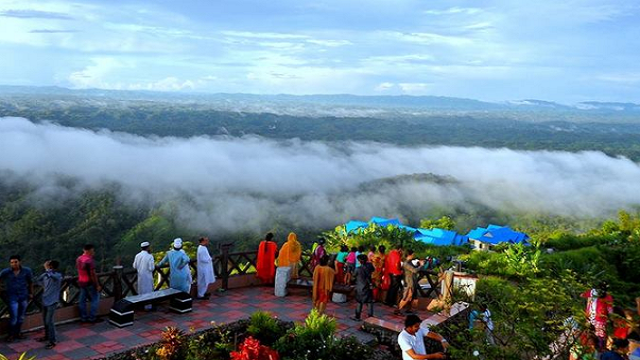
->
xmin=398 ymin=314 xmax=448 ymax=360
xmin=132 ymin=242 xmax=155 ymax=310
xmin=196 ymin=237 xmax=216 ymax=299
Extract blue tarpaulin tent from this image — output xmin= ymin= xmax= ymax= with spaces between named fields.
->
xmin=343 ymin=217 xmax=468 ymax=246
xmin=466 ymin=224 xmax=529 ymax=247
xmin=414 ymin=228 xmax=468 ymax=246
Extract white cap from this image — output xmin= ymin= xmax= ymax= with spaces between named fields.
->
xmin=173 ymin=238 xmax=183 ymax=249
xmin=140 ymin=241 xmax=150 ymax=248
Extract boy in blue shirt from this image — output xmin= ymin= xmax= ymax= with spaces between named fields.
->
xmin=37 ymin=260 xmax=62 ymax=349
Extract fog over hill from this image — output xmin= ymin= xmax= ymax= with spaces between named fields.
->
xmin=2 ymin=116 xmax=640 ymax=234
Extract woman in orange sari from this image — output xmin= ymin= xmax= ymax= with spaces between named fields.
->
xmin=370 ymin=245 xmax=386 ymax=301
xmin=256 ymin=232 xmax=278 ymax=284
xmin=277 ymin=232 xmax=302 ymax=279
xmin=312 ymin=255 xmax=335 ymax=314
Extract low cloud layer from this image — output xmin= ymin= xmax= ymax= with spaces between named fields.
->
xmin=1 ymin=117 xmax=639 ymax=233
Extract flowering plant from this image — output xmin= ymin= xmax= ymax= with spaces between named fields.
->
xmin=230 ymin=336 xmax=279 ymax=360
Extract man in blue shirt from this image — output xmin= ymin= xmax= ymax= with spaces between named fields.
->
xmin=0 ymin=255 xmax=34 ymax=342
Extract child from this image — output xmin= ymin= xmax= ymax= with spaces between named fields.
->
xmin=335 ymin=245 xmax=349 ymax=284
xmin=344 ymin=247 xmax=357 ymax=284
xmin=37 ymin=260 xmax=62 ymax=349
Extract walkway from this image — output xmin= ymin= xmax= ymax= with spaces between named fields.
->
xmin=0 ymin=286 xmax=431 ymax=360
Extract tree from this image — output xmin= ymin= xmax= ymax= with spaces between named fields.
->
xmin=420 ymin=216 xmax=455 ymax=230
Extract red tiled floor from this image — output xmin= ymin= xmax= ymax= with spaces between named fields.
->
xmin=0 ymin=286 xmax=437 ymax=360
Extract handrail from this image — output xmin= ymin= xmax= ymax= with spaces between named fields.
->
xmin=0 ymin=248 xmax=261 ymax=321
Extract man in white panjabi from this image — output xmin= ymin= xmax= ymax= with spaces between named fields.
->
xmin=132 ymin=241 xmax=155 ymax=310
xmin=196 ymin=237 xmax=216 ymax=299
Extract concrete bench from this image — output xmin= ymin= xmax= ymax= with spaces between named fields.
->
xmin=109 ymin=288 xmax=192 ymax=327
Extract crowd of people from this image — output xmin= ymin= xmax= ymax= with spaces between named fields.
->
xmin=0 ymin=237 xmax=218 ymax=350
xmin=570 ymin=282 xmax=640 ymax=360
xmin=255 ymin=233 xmax=438 ymax=319
xmin=256 ymin=232 xmax=450 ymax=359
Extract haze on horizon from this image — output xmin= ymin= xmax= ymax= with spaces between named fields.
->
xmin=1 ymin=0 xmax=639 ymax=104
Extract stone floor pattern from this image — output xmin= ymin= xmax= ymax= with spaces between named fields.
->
xmin=0 ymin=286 xmax=431 ymax=360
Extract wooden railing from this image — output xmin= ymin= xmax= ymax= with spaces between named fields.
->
xmin=0 ymin=245 xmax=259 ymax=320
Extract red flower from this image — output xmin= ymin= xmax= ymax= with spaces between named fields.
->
xmin=230 ymin=336 xmax=280 ymax=360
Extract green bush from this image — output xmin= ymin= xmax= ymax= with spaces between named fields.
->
xmin=332 ymin=336 xmax=373 ymax=358
xmin=274 ymin=309 xmax=337 ymax=360
xmin=247 ymin=311 xmax=287 ymax=346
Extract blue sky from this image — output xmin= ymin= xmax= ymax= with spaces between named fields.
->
xmin=0 ymin=0 xmax=639 ymax=103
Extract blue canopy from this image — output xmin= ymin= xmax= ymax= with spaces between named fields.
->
xmin=343 ymin=217 xmax=468 ymax=246
xmin=415 ymin=228 xmax=468 ymax=246
xmin=466 ymin=224 xmax=529 ymax=245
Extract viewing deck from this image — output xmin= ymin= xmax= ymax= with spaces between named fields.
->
xmin=0 ymin=285 xmax=437 ymax=360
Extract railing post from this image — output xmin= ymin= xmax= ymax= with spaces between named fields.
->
xmin=220 ymin=243 xmax=233 ymax=290
xmin=113 ymin=265 xmax=124 ymax=301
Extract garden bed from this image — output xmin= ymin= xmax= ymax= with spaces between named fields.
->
xmin=92 ymin=310 xmax=396 ymax=360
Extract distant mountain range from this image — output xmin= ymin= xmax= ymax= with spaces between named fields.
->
xmin=0 ymin=85 xmax=638 ymax=114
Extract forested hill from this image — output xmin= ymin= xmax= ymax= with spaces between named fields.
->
xmin=2 ymin=92 xmax=640 ymax=160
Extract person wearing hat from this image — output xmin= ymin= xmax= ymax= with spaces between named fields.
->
xmin=133 ymin=241 xmax=155 ymax=310
xmin=159 ymin=238 xmax=191 ymax=294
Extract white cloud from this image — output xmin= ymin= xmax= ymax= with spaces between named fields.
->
xmin=375 ymin=82 xmax=395 ymax=91
xmin=306 ymin=39 xmax=352 ymax=47
xmin=220 ymin=31 xmax=309 ymax=40
xmin=596 ymin=73 xmax=640 ymax=84
xmin=423 ymin=7 xmax=482 ymax=15
xmin=398 ymin=82 xmax=431 ymax=94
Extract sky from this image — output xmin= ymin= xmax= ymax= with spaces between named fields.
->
xmin=0 ymin=0 xmax=639 ymax=103
xmin=3 ymin=116 xmax=640 ymax=233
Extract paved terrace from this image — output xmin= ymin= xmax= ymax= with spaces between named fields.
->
xmin=0 ymin=285 xmax=434 ymax=360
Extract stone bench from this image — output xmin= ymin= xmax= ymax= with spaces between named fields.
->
xmin=109 ymin=288 xmax=192 ymax=327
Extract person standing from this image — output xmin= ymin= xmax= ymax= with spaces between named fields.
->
xmin=398 ymin=314 xmax=448 ymax=360
xmin=384 ymin=245 xmax=404 ymax=306
xmin=133 ymin=242 xmax=155 ymax=310
xmin=309 ymin=237 xmax=327 ymax=273
xmin=0 ymin=255 xmax=33 ymax=342
xmin=76 ymin=244 xmax=102 ymax=323
xmin=582 ymin=283 xmax=614 ymax=351
xmin=334 ymin=245 xmax=349 ymax=284
xmin=36 ymin=260 xmax=62 ymax=349
xmin=352 ymin=254 xmax=375 ymax=321
xmin=312 ymin=255 xmax=335 ymax=315
xmin=256 ymin=233 xmax=278 ymax=284
xmin=371 ymin=245 xmax=386 ymax=301
xmin=277 ymin=232 xmax=302 ymax=279
xmin=196 ymin=237 xmax=216 ymax=299
xmin=344 ymin=246 xmax=357 ymax=285
xmin=159 ymin=238 xmax=191 ymax=294
xmin=395 ymin=250 xmax=422 ymax=315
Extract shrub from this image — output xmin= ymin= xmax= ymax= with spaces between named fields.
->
xmin=247 ymin=311 xmax=287 ymax=346
xmin=155 ymin=327 xmax=187 ymax=360
xmin=332 ymin=336 xmax=373 ymax=358
xmin=274 ymin=309 xmax=337 ymax=360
